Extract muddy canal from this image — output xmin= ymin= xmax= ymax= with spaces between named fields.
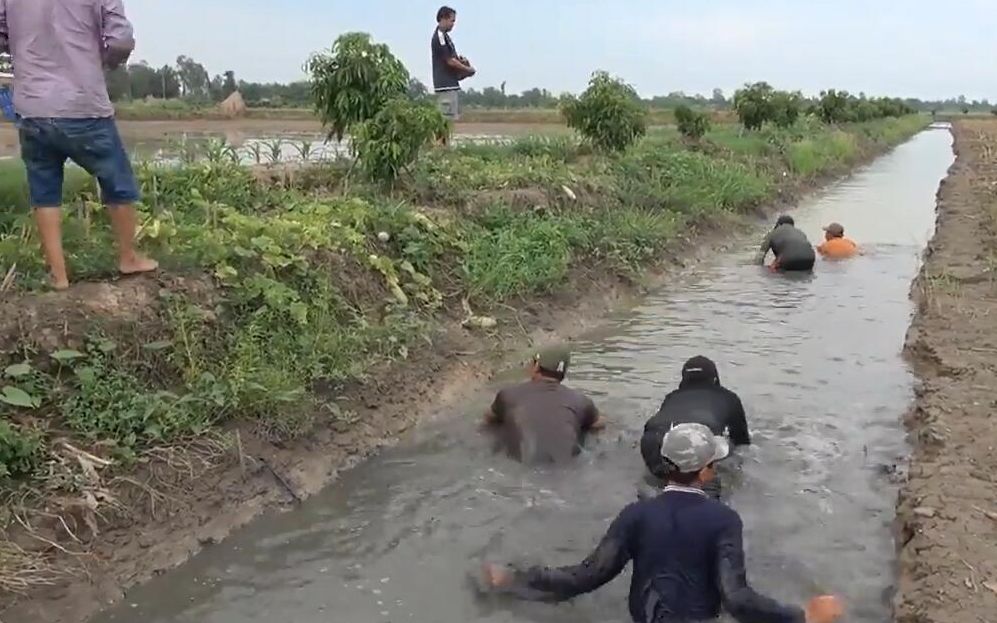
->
xmin=93 ymin=128 xmax=954 ymax=623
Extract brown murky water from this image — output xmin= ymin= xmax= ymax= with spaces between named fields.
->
xmin=92 ymin=128 xmax=954 ymax=623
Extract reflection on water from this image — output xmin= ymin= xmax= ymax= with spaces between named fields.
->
xmin=93 ymin=129 xmax=953 ymax=623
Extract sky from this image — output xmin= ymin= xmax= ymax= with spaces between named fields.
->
xmin=125 ymin=0 xmax=997 ymax=101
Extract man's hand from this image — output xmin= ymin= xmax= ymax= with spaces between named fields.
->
xmin=805 ymin=595 xmax=844 ymax=623
xmin=481 ymin=563 xmax=514 ymax=589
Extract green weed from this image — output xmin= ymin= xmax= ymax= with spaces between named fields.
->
xmin=0 ymin=421 xmax=41 ymax=481
xmin=465 ymin=212 xmax=572 ymax=301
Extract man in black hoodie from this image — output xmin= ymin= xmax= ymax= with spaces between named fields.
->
xmin=640 ymin=356 xmax=750 ymax=498
xmin=757 ymin=214 xmax=816 ymax=272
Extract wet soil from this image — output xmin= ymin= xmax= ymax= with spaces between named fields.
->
xmin=895 ymin=120 xmax=997 ymax=623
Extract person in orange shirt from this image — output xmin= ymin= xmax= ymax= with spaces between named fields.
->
xmin=816 ymin=222 xmax=859 ymax=259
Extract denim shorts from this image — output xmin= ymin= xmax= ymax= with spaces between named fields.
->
xmin=18 ymin=117 xmax=140 ymax=207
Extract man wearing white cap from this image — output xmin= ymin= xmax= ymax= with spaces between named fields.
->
xmin=481 ymin=423 xmax=843 ymax=623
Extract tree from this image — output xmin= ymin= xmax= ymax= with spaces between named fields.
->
xmin=157 ymin=65 xmax=181 ymax=99
xmin=208 ymin=75 xmax=225 ymax=102
xmin=352 ymin=98 xmax=448 ymax=185
xmin=816 ymin=89 xmax=851 ymax=124
xmin=127 ymin=62 xmax=160 ymax=99
xmin=711 ymin=88 xmax=726 ymax=107
xmin=733 ymin=82 xmax=776 ymax=130
xmin=674 ymin=105 xmax=710 ymax=140
xmin=306 ymin=32 xmax=409 ymax=141
xmin=561 ymin=71 xmax=646 ymax=151
xmin=176 ymin=55 xmax=209 ymax=99
xmin=105 ymin=66 xmax=131 ymax=101
xmin=407 ymin=78 xmax=428 ymax=100
xmin=222 ymin=71 xmax=238 ymax=98
xmin=770 ymin=90 xmax=802 ymax=128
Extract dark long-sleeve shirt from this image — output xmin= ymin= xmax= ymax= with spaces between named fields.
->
xmin=757 ymin=224 xmax=815 ymax=265
xmin=645 ymin=382 xmax=750 ymax=445
xmin=508 ymin=488 xmax=805 ymax=623
xmin=640 ymin=382 xmax=750 ymax=488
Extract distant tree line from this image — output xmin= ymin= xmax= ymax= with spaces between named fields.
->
xmin=408 ymin=78 xmax=990 ymax=114
xmin=93 ymin=52 xmax=994 ymax=114
xmin=104 ymin=55 xmax=310 ymax=107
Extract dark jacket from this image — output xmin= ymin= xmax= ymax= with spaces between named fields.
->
xmin=509 ymin=489 xmax=805 ymax=623
xmin=641 ymin=381 xmax=750 ymax=481
xmin=759 ymin=224 xmax=815 ymax=264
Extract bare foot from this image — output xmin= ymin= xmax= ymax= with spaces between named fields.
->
xmin=119 ymin=254 xmax=159 ymax=276
xmin=50 ymin=275 xmax=70 ymax=291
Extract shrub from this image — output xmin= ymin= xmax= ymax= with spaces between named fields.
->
xmin=306 ymin=32 xmax=409 ymax=141
xmin=733 ymin=82 xmax=775 ymax=131
xmin=674 ymin=105 xmax=711 ymax=140
xmin=770 ymin=91 xmax=803 ymax=128
xmin=561 ymin=71 xmax=646 ymax=152
xmin=352 ymin=98 xmax=449 ymax=185
xmin=817 ymin=89 xmax=852 ymax=124
xmin=0 ymin=421 xmax=42 ymax=481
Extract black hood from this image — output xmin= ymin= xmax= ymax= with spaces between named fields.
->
xmin=679 ymin=355 xmax=720 ymax=388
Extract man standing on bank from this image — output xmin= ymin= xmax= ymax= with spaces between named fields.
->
xmin=481 ymin=423 xmax=844 ymax=623
xmin=0 ymin=0 xmax=158 ymax=290
xmin=432 ymin=6 xmax=475 ymax=129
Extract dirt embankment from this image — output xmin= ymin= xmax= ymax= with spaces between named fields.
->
xmin=897 ymin=120 xmax=997 ymax=622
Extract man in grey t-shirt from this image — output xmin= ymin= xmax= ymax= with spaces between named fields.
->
xmin=431 ymin=6 xmax=474 ymax=123
xmin=483 ymin=347 xmax=605 ymax=464
xmin=756 ymin=215 xmax=816 ymax=272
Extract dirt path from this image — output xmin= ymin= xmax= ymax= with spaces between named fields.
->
xmin=897 ymin=120 xmax=997 ymax=622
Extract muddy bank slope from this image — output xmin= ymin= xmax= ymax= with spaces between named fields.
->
xmin=897 ymin=120 xmax=997 ymax=622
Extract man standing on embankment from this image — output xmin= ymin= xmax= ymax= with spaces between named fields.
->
xmin=432 ymin=6 xmax=475 ymax=128
xmin=0 ymin=0 xmax=157 ymax=290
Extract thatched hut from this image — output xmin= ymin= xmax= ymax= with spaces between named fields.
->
xmin=219 ymin=91 xmax=247 ymax=118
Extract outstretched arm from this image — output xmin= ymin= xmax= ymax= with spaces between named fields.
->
xmin=716 ymin=515 xmax=806 ymax=623
xmin=485 ymin=508 xmax=635 ymax=601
